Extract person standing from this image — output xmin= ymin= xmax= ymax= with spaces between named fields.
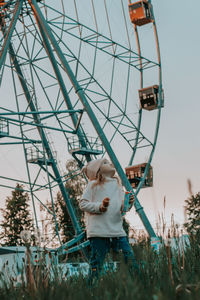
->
xmin=80 ymin=158 xmax=139 ymax=281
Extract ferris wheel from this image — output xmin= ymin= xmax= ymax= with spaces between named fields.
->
xmin=0 ymin=0 xmax=163 ymax=252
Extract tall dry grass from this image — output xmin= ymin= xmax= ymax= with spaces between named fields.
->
xmin=0 ymin=224 xmax=199 ymax=300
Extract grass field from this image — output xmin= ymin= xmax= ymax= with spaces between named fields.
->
xmin=0 ymin=234 xmax=199 ymax=300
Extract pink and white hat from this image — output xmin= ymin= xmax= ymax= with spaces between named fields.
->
xmin=82 ymin=158 xmax=105 ymax=180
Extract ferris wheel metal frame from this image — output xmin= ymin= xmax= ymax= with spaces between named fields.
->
xmin=0 ymin=0 xmax=163 ymax=255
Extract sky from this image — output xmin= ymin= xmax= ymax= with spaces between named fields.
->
xmin=0 ymin=0 xmax=200 ymax=237
xmin=126 ymin=0 xmax=200 ymax=232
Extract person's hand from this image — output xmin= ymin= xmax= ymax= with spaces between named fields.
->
xmin=99 ymin=197 xmax=110 ymax=212
xmin=129 ymin=194 xmax=135 ymax=205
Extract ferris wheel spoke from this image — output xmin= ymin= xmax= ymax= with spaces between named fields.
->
xmin=0 ymin=0 xmax=23 ymax=70
xmin=42 ymin=2 xmax=158 ymax=70
xmin=50 ymin=20 xmax=158 ymax=71
xmin=46 ymin=30 xmax=155 ymax=151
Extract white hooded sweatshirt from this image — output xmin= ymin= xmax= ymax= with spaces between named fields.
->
xmin=79 ymin=177 xmax=126 ymax=238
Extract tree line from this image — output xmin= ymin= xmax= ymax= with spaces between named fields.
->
xmin=0 ymin=159 xmax=86 ymax=247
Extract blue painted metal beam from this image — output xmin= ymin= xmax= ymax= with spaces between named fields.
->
xmin=0 ymin=109 xmax=83 ymax=115
xmin=0 ymin=115 xmax=78 ymax=134
xmin=0 ymin=0 xmax=23 ymax=70
xmin=34 ymin=15 xmax=91 ymax=163
xmin=44 ymin=3 xmax=158 ymax=70
xmin=63 ymin=240 xmax=90 ymax=254
xmin=58 ymin=232 xmax=85 ymax=253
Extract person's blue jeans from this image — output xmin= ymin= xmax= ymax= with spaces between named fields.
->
xmin=88 ymin=236 xmax=139 ymax=282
